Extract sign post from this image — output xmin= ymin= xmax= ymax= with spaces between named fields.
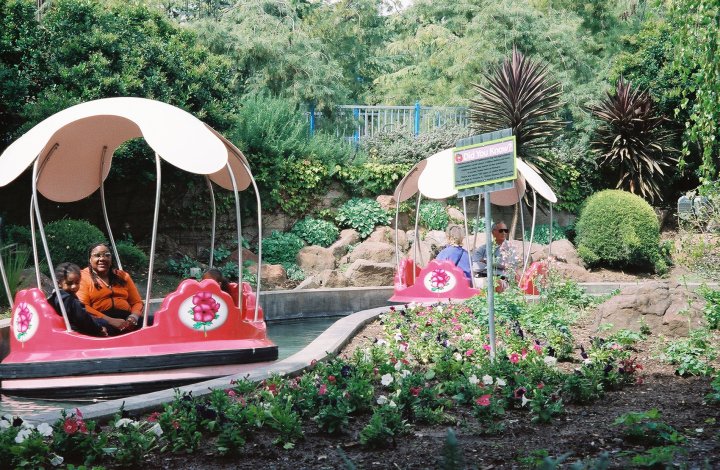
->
xmin=454 ymin=129 xmax=516 ymax=360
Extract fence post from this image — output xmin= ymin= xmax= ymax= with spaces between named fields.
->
xmin=414 ymin=101 xmax=421 ymax=136
xmin=308 ymin=102 xmax=316 ymax=137
xmin=353 ymin=107 xmax=360 ymax=145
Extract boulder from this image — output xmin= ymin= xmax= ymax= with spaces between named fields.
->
xmin=296 ymin=246 xmax=336 ymax=273
xmin=16 ymin=268 xmax=54 ymax=297
xmin=248 ymin=263 xmax=287 ymax=289
xmin=295 ymin=276 xmax=321 ymax=290
xmin=447 ymin=206 xmax=465 ymax=223
xmin=346 ymin=241 xmax=395 ymax=264
xmin=592 ymin=281 xmax=705 ymax=336
xmin=368 ymin=226 xmax=409 ymax=251
xmin=316 ymin=269 xmax=350 ymax=288
xmin=345 ymin=260 xmax=395 ymax=287
xmin=549 ymin=261 xmax=594 ymax=282
xmin=376 ymin=195 xmax=396 ymax=212
xmin=329 ymin=229 xmax=360 ymax=259
xmin=549 ymin=239 xmax=583 ymax=267
xmin=231 ymin=247 xmax=259 ymax=264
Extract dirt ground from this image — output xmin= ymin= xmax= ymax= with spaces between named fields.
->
xmin=141 ymin=266 xmax=720 ymax=470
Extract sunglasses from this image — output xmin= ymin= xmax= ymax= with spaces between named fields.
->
xmin=496 ymin=229 xmax=509 ymax=234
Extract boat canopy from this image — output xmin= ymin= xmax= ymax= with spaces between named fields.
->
xmin=0 ymin=97 xmax=251 ymax=200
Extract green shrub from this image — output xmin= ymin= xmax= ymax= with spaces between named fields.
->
xmin=43 ymin=219 xmax=106 ymax=269
xmin=271 ymin=158 xmax=331 ymax=216
xmin=116 ymin=241 xmax=148 ymax=272
xmin=576 ymin=190 xmax=661 ymax=271
xmin=291 ymin=218 xmax=339 ymax=248
xmin=524 ymin=222 xmax=568 ymax=245
xmin=262 ymin=231 xmax=305 ymax=265
xmin=336 ymin=162 xmax=410 ymax=197
xmin=418 ymin=201 xmax=449 ymax=231
xmin=166 ymin=255 xmax=201 ymax=279
xmin=361 ymin=125 xmax=469 ymax=165
xmin=336 ymin=198 xmax=391 ymax=239
xmin=284 ymin=263 xmax=306 ymax=282
xmin=2 ymin=224 xmax=32 ymax=246
xmin=0 ymin=246 xmax=28 ymax=307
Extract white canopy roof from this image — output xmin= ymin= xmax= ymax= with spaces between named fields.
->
xmin=0 ymin=97 xmax=251 ymax=202
xmin=400 ymin=147 xmax=557 ymax=205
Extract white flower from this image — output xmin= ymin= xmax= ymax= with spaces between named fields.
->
xmin=114 ymin=418 xmax=136 ymax=428
xmin=37 ymin=422 xmax=53 ymax=437
xmin=468 ymin=375 xmax=479 ymax=385
xmin=376 ymin=339 xmax=388 ymax=347
xmin=435 ymin=305 xmax=443 ymax=313
xmin=583 ymin=358 xmax=592 ymax=365
xmin=381 ymin=373 xmax=394 ymax=386
xmin=21 ymin=422 xmax=34 ymax=430
xmin=50 ymin=453 xmax=64 ymax=466
xmin=394 ymin=332 xmax=404 ymax=341
xmin=453 ymin=353 xmax=462 ymax=361
xmin=521 ymin=395 xmax=531 ymax=407
xmin=400 ymin=369 xmax=411 ymax=378
xmin=496 ymin=378 xmax=506 ymax=387
xmin=0 ymin=420 xmax=10 ymax=430
xmin=14 ymin=428 xmax=31 ymax=444
xmin=407 ymin=302 xmax=418 ymax=309
xmin=377 ymin=395 xmax=388 ymax=405
xmin=2 ymin=414 xmax=13 ymax=422
xmin=544 ymin=356 xmax=558 ymax=367
xmin=149 ymin=423 xmax=163 ymax=437
xmin=394 ymin=361 xmax=403 ymax=371
xmin=388 ymin=400 xmax=397 ymax=408
xmin=482 ymin=375 xmax=494 ymax=385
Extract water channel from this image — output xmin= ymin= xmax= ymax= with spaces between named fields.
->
xmin=0 ymin=315 xmax=343 ymax=416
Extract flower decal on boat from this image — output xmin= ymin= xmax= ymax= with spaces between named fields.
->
xmin=13 ymin=302 xmax=39 ymax=342
xmin=423 ymin=268 xmax=456 ymax=293
xmin=178 ymin=291 xmax=228 ymax=335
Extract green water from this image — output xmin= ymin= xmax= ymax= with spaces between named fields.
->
xmin=0 ymin=315 xmax=343 ymax=416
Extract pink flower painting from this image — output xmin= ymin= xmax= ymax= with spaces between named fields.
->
xmin=15 ymin=303 xmax=32 ymax=340
xmin=189 ymin=291 xmax=220 ymax=335
xmin=429 ymin=269 xmax=451 ymax=291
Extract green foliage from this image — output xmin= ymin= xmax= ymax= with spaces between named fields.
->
xmin=0 ymin=245 xmax=28 ymax=307
xmin=335 ymin=198 xmax=391 ymax=239
xmin=116 ymin=241 xmax=147 ymax=272
xmin=614 ymin=409 xmax=686 ymax=445
xmin=283 ymin=263 xmax=306 ymax=282
xmin=261 ymin=231 xmax=305 ymax=266
xmin=43 ymin=219 xmax=105 ymax=270
xmin=271 ymin=158 xmax=331 ymax=215
xmin=2 ymin=225 xmax=32 ymax=247
xmin=360 ymin=125 xmax=469 ymax=165
xmin=587 ymin=78 xmax=678 ymax=203
xmin=660 ymin=329 xmax=717 ymax=376
xmin=291 ymin=217 xmax=339 ymax=248
xmin=166 ymin=255 xmax=201 ymax=279
xmin=576 ymin=190 xmax=661 ymax=271
xmin=706 ymin=374 xmax=720 ymax=404
xmin=336 ymin=161 xmax=410 ymax=197
xmin=525 ymin=222 xmax=568 ymax=245
xmin=418 ymin=201 xmax=449 ymax=231
xmin=359 ymin=405 xmax=407 ymax=448
xmin=698 ymin=285 xmax=720 ymax=330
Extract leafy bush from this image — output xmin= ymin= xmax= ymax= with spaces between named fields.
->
xmin=2 ymin=224 xmax=32 ymax=246
xmin=335 ymin=198 xmax=391 ymax=239
xmin=0 ymin=246 xmax=28 ymax=307
xmin=271 ymin=158 xmax=331 ymax=215
xmin=43 ymin=219 xmax=106 ymax=269
xmin=284 ymin=263 xmax=306 ymax=282
xmin=524 ymin=222 xmax=568 ymax=245
xmin=166 ymin=255 xmax=202 ymax=279
xmin=575 ymin=190 xmax=662 ymax=271
xmin=262 ymin=231 xmax=305 ymax=265
xmin=291 ymin=218 xmax=339 ymax=248
xmin=361 ymin=125 xmax=469 ymax=165
xmin=336 ymin=161 xmax=410 ymax=197
xmin=116 ymin=241 xmax=148 ymax=272
xmin=418 ymin=201 xmax=449 ymax=231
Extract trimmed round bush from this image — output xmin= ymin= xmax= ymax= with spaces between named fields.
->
xmin=291 ymin=217 xmax=339 ymax=248
xmin=44 ymin=219 xmax=106 ymax=269
xmin=576 ymin=190 xmax=661 ymax=271
xmin=262 ymin=231 xmax=305 ymax=265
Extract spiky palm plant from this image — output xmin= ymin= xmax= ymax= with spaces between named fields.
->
xmin=469 ymin=48 xmax=564 ymax=179
xmin=587 ymin=78 xmax=678 ymax=203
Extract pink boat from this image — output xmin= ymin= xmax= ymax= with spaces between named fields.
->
xmin=0 ymin=98 xmax=277 ymax=399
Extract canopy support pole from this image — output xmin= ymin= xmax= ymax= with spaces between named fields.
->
xmin=484 ymin=193 xmax=495 ymax=360
xmin=461 ymin=197 xmax=476 ymax=289
xmin=225 ymin=162 xmax=243 ymax=309
xmin=548 ymin=204 xmax=554 ymax=258
xmin=205 ymin=176 xmax=217 ymax=269
xmin=32 ymin=159 xmax=72 ymax=331
xmin=142 ymin=154 xmax=162 ymax=326
xmin=99 ymin=146 xmax=122 ymax=271
xmin=29 ymin=197 xmax=41 ymax=289
xmin=412 ymin=193 xmax=422 ymax=285
xmin=517 ymin=183 xmax=527 ymax=282
xmin=524 ymin=189 xmax=538 ymax=274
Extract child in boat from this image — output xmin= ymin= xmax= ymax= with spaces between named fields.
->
xmin=48 ymin=262 xmax=108 ymax=337
xmin=202 ymin=268 xmax=232 ymax=294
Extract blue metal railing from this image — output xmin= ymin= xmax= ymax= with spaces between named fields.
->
xmin=307 ymin=103 xmax=469 ymax=142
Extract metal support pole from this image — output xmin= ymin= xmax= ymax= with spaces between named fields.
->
xmin=462 ymin=197 xmax=476 ymax=289
xmin=99 ymin=146 xmax=122 ymax=271
xmin=205 ymin=177 xmax=217 ymax=269
xmin=413 ymin=101 xmax=421 ymax=136
xmin=142 ymin=154 xmax=162 ymax=326
xmin=485 ymin=193 xmax=495 ymax=360
xmin=225 ymin=162 xmax=242 ymax=308
xmin=309 ymin=102 xmax=316 ymax=137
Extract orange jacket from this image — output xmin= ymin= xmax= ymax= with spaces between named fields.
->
xmin=78 ymin=267 xmax=143 ymax=318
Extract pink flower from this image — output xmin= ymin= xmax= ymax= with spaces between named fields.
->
xmin=475 ymin=394 xmax=491 ymax=407
xmin=318 ymin=384 xmax=327 ymax=396
xmin=533 ymin=344 xmax=543 ymax=355
xmin=509 ymin=353 xmax=520 ymax=364
xmin=63 ymin=419 xmax=78 ymax=435
xmin=226 ymin=389 xmax=237 ymax=397
xmin=191 ymin=291 xmax=220 ymax=323
xmin=310 ymin=359 xmax=318 ymax=367
xmin=521 ymin=348 xmax=528 ymax=359
xmin=75 ymin=408 xmax=84 ymax=419
xmin=465 ymin=349 xmax=475 ymax=357
xmin=483 ymin=344 xmax=491 ymax=352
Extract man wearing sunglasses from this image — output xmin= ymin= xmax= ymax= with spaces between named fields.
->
xmin=472 ymin=221 xmax=518 ymax=292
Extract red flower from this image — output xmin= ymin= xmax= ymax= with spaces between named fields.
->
xmin=75 ymin=408 xmax=84 ymax=419
xmin=147 ymin=412 xmax=160 ymax=422
xmin=509 ymin=353 xmax=520 ymax=364
xmin=172 ymin=420 xmax=180 ymax=430
xmin=475 ymin=394 xmax=491 ymax=407
xmin=267 ymin=384 xmax=278 ymax=396
xmin=310 ymin=359 xmax=318 ymax=367
xmin=410 ymin=387 xmax=422 ymax=397
xmin=78 ymin=421 xmax=88 ymax=434
xmin=328 ymin=375 xmax=336 ymax=384
xmin=537 ymin=382 xmax=545 ymax=390
xmin=63 ymin=418 xmax=78 ymax=435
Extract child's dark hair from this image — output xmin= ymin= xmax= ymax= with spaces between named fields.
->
xmin=203 ymin=268 xmax=231 ymax=293
xmin=55 ymin=262 xmax=81 ymax=283
xmin=86 ymin=242 xmax=126 ymax=288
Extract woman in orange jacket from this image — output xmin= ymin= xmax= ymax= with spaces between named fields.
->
xmin=77 ymin=242 xmax=144 ymax=335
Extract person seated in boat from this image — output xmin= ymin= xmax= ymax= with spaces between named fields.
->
xmin=435 ymin=225 xmax=472 ymax=283
xmin=48 ymin=262 xmax=108 ymax=337
xmin=77 ymin=242 xmax=143 ymax=335
xmin=472 ymin=221 xmax=519 ymax=292
xmin=202 ymin=268 xmax=232 ymax=294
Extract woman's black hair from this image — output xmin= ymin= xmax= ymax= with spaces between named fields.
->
xmin=87 ymin=242 xmax=126 ymax=288
xmin=55 ymin=262 xmax=81 ymax=284
xmin=203 ymin=268 xmax=231 ymax=293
